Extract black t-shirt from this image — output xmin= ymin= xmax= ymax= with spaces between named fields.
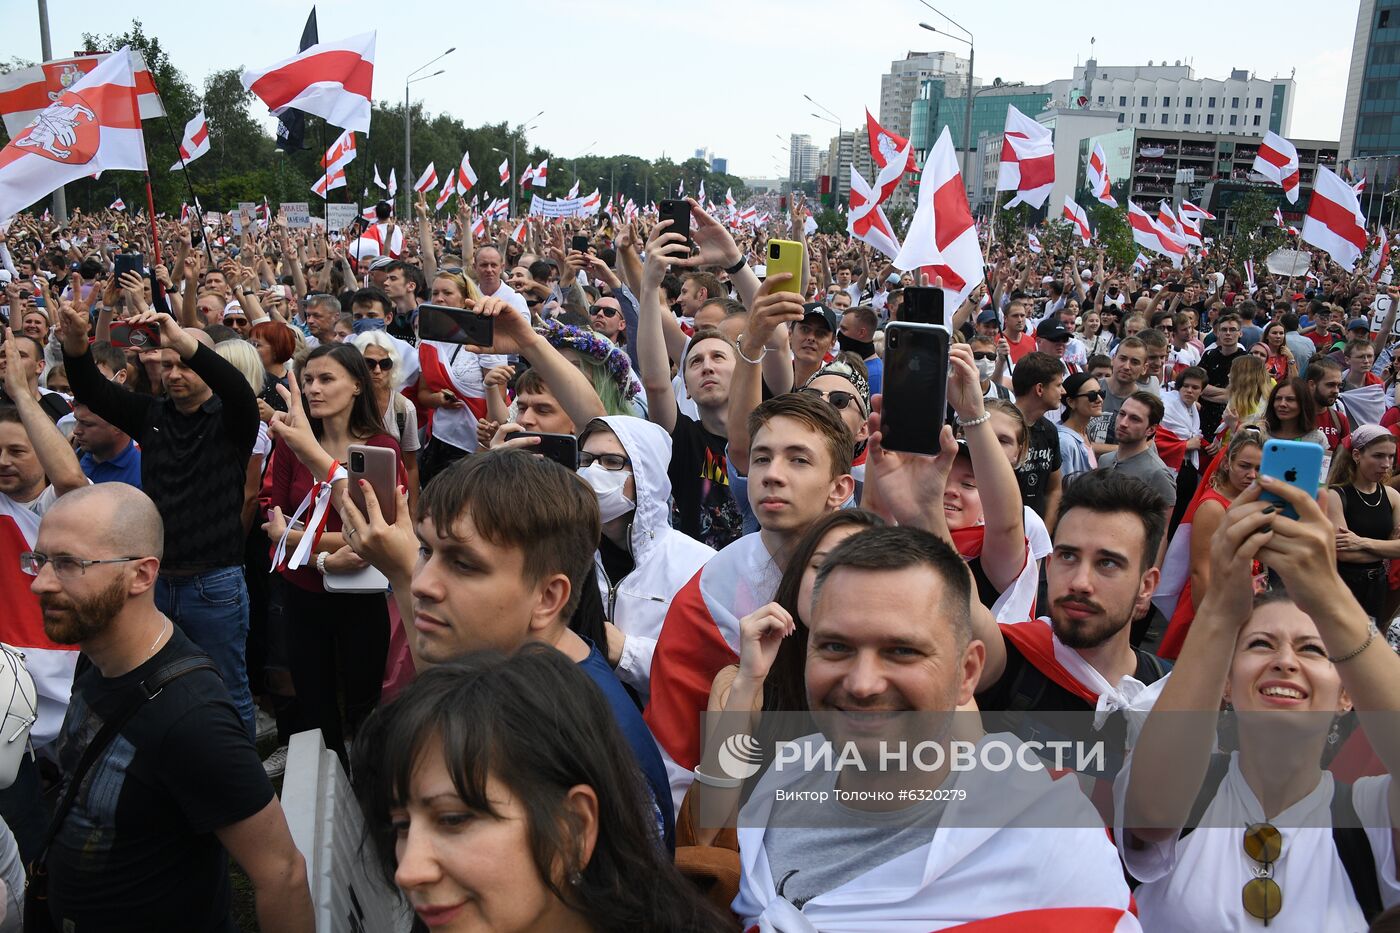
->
xmin=1200 ymin=344 xmax=1244 ymax=393
xmin=48 ymin=629 xmax=274 ymax=932
xmin=668 ymin=413 xmax=743 ymax=550
xmin=1015 ymin=416 xmax=1060 ymax=517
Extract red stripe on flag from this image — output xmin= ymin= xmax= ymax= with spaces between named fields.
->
xmin=80 ymin=81 xmax=142 ymax=129
xmin=932 ymin=175 xmax=974 ymax=251
xmin=250 ymin=50 xmax=374 ymax=111
xmin=1017 ymin=153 xmax=1055 ymax=190
xmin=1309 ymin=192 xmax=1368 ymax=252
xmin=191 ymin=123 xmax=209 ymax=146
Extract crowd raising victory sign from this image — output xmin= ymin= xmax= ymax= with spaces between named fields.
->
xmin=1 ymin=6 xmax=1400 ymax=932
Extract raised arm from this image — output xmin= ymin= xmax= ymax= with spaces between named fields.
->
xmin=636 ymin=222 xmax=690 ymax=434
xmin=416 ymin=193 xmax=437 ymax=283
xmin=729 ymin=276 xmax=804 ymax=474
xmin=2 ymin=337 xmax=85 ymax=496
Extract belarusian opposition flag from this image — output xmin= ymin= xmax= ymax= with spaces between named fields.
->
xmin=1127 ymin=200 xmax=1185 ymax=267
xmin=0 ymin=47 xmax=148 ymax=222
xmin=373 ymin=163 xmax=386 ymax=190
xmin=1156 ymin=202 xmax=1189 ymax=250
xmin=499 ymin=159 xmax=510 ymax=184
xmin=865 ymin=108 xmax=917 ymax=174
xmin=510 ymin=221 xmax=526 ymax=243
xmin=848 ymin=164 xmax=901 ymax=260
xmin=170 ymin=110 xmax=210 ymax=171
xmin=1027 ymin=231 xmax=1042 ymax=254
xmin=1370 ymin=226 xmax=1391 ymax=283
xmin=414 ymin=162 xmax=437 ymax=194
xmin=0 ymin=52 xmax=164 ymax=137
xmin=997 ymin=105 xmax=1054 ymax=210
xmin=436 ymin=169 xmax=456 ymax=211
xmin=566 ymin=179 xmax=579 ymax=200
xmin=1062 ymin=196 xmax=1092 ymax=245
xmin=311 ymin=167 xmax=345 ymax=198
xmin=519 ymin=162 xmax=535 ymax=187
xmin=1086 ymin=141 xmax=1117 ymax=208
xmin=240 ymin=31 xmax=376 ymax=133
xmin=893 ymin=126 xmax=983 ymax=305
xmin=387 ymin=168 xmax=397 ymax=198
xmin=457 ymin=152 xmax=477 ymax=193
xmin=1179 ymin=199 xmax=1215 ymax=221
xmin=109 ymin=197 xmax=126 ymax=211
xmin=321 ymin=129 xmax=356 ymax=176
xmin=1252 ymin=132 xmax=1300 ymax=204
xmin=532 ymin=159 xmax=548 ymax=188
xmin=1301 ymin=166 xmax=1368 ymax=271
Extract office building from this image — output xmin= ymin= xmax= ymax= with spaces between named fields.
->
xmin=710 ymin=156 xmax=728 ymax=175
xmin=788 ymin=133 xmax=821 ymax=185
xmin=1341 ymin=0 xmax=1400 ymax=160
xmin=912 ymin=80 xmax=1053 ymax=202
xmin=879 ymin=51 xmax=974 ymax=142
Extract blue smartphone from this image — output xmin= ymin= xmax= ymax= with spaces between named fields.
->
xmin=1259 ymin=438 xmax=1324 ymax=520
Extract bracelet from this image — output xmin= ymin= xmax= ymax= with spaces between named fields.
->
xmin=957 ymin=411 xmax=992 ymax=428
xmin=316 ymin=551 xmax=328 ymax=575
xmin=1329 ymin=621 xmax=1378 ymax=664
xmin=723 ymin=256 xmax=747 ymax=276
xmin=691 ymin=766 xmax=745 ymax=789
xmin=734 ymin=334 xmax=768 ymax=365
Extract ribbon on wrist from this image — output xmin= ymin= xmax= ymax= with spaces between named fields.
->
xmin=271 ymin=460 xmax=348 ymax=571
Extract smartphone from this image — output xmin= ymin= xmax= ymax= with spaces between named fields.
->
xmin=657 ymin=199 xmax=691 ymax=244
xmin=1259 ymin=439 xmax=1323 ymax=520
xmin=570 ymin=234 xmax=589 ymax=254
xmin=880 ymin=322 xmax=951 ymax=457
xmin=417 ymin=303 xmax=494 ymax=346
xmin=509 ymin=431 xmax=578 ymax=470
xmin=901 ymin=286 xmax=945 ymax=326
xmin=347 ymin=444 xmax=398 ymax=525
xmin=765 ymin=239 xmax=804 ymax=295
xmin=108 ymin=322 xmax=161 ymax=350
xmin=112 ymin=252 xmax=143 ymax=280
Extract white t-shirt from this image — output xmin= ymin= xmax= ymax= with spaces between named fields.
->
xmin=383 ymin=393 xmax=421 ymax=454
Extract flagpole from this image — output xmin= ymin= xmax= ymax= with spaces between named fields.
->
xmin=152 ymin=93 xmax=216 ymax=266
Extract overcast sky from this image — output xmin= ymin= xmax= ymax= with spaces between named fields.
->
xmin=3 ymin=0 xmax=1358 ymax=178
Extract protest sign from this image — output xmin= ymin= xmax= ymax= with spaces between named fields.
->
xmin=283 ymin=202 xmax=311 ymax=229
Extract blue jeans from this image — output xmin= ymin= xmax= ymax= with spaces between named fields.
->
xmin=156 ymin=566 xmax=256 ymax=739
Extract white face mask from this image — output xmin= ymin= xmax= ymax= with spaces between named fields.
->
xmin=975 ymin=357 xmax=996 ymax=382
xmin=579 ymin=463 xmax=634 ymax=523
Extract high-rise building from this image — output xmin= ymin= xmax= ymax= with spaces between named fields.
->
xmin=789 ymin=134 xmax=821 ymax=185
xmin=711 ymin=157 xmax=728 ymax=175
xmin=1340 ymin=0 xmax=1400 ymax=160
xmin=879 ymin=51 xmax=974 ymax=142
xmin=912 ymin=80 xmax=1052 ymax=201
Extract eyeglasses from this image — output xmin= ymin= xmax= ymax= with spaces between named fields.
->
xmin=226 ymin=317 xmax=248 ymax=326
xmin=972 ymin=352 xmax=997 ymax=361
xmin=578 ymin=451 xmax=630 ymax=471
xmin=800 ymin=387 xmax=863 ymax=413
xmin=1241 ymin=822 xmax=1283 ymax=924
xmin=591 ymin=306 xmax=620 ymax=318
xmin=20 ymin=551 xmax=143 ymax=579
xmin=364 ymin=357 xmax=394 ymax=371
xmin=1073 ymin=390 xmax=1106 ymax=402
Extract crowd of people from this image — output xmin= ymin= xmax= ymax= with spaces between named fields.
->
xmin=1 ymin=188 xmax=1399 ymax=932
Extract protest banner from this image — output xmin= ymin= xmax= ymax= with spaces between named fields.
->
xmin=326 ymin=202 xmax=361 ymax=232
xmin=283 ymin=201 xmax=312 ymax=229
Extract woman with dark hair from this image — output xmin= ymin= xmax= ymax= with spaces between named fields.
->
xmin=689 ymin=509 xmax=885 ymax=846
xmin=261 ymin=342 xmax=405 ymax=764
xmin=352 ymin=646 xmax=733 ymax=933
xmin=1263 ymin=377 xmax=1324 ymax=446
xmin=1260 ymin=320 xmax=1296 ymax=382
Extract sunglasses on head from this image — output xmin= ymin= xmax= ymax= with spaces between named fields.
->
xmin=800 ymin=386 xmax=862 ymax=412
xmin=591 ymin=305 xmax=619 ymax=318
xmin=364 ymin=358 xmax=394 ymax=371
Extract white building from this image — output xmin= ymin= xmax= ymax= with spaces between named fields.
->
xmin=880 ymin=50 xmax=975 ymax=140
xmin=1044 ymin=60 xmax=1295 ymax=139
xmin=788 ymin=134 xmax=821 ymax=185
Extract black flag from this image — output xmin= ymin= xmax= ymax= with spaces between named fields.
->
xmin=274 ymin=7 xmax=319 ymax=152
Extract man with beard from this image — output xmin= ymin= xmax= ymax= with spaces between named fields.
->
xmin=29 ymin=484 xmax=314 ymax=932
xmin=975 ymin=469 xmax=1171 ymax=729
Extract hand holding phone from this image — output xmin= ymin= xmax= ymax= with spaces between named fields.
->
xmin=879 ymin=322 xmax=951 ymax=456
xmin=765 ymin=239 xmax=804 ymax=295
xmin=418 ymin=303 xmax=494 ymax=347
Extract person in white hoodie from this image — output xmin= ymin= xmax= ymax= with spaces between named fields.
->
xmin=579 ymin=415 xmax=715 ymax=702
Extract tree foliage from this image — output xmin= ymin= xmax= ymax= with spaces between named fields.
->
xmin=1088 ymin=204 xmax=1137 ymax=269
xmin=1226 ymin=190 xmax=1287 ymax=269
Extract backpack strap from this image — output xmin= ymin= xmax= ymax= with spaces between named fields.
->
xmin=1133 ymin=650 xmax=1173 ymax=685
xmin=1178 ymin=753 xmax=1231 ymax=839
xmin=1330 ymin=781 xmax=1383 ymax=922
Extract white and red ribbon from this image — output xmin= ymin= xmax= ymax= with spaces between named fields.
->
xmin=272 ymin=460 xmax=348 ymax=571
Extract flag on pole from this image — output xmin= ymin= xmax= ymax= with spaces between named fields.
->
xmin=311 ymin=168 xmax=345 ymax=198
xmin=1301 ymin=166 xmax=1368 ymax=271
xmin=1127 ymin=201 xmax=1185 ymax=267
xmin=1156 ymin=202 xmax=1188 ymax=250
xmin=1179 ymin=212 xmax=1203 ymax=245
xmin=169 ymin=110 xmax=210 ymax=171
xmin=414 ymin=162 xmax=438 ymax=194
xmin=320 ymin=129 xmax=356 ymax=175
xmin=1179 ymin=199 xmax=1215 ymax=222
xmin=519 ymin=162 xmax=535 ymax=187
xmin=865 ymin=108 xmax=918 ymax=174
xmin=273 ymin=8 xmax=318 ymax=151
xmin=470 ymin=215 xmax=487 ymax=239
xmin=1353 ymin=175 xmax=1368 ymax=196
xmin=1062 ymin=196 xmax=1092 ymax=245
xmin=872 ymin=138 xmax=913 ymax=205
xmin=893 ymin=127 xmax=983 ymax=305
xmin=847 ymin=165 xmax=901 ymax=260
xmin=676 ymin=178 xmax=684 ymax=197
xmin=387 ymin=168 xmax=397 ymax=198
xmin=1027 ymin=231 xmax=1042 ymax=254
xmin=1252 ymin=132 xmax=1300 ymax=204
xmin=1086 ymin=141 xmax=1117 ymax=208
xmin=1132 ymin=253 xmax=1150 ymax=274
xmin=724 ymin=187 xmax=735 ymax=210
xmin=510 ymin=221 xmax=526 ymax=244
xmin=0 ymin=47 xmax=148 ymax=223
xmin=457 ymin=152 xmax=477 ymax=193
xmin=580 ymin=189 xmax=601 ymax=213
xmin=241 ymin=31 xmax=376 ymax=133
xmin=109 ymin=197 xmax=126 ymax=211
xmin=0 ymin=52 xmax=164 ymax=137
xmin=996 ymin=105 xmax=1055 ymax=210
xmin=373 ymin=164 xmax=386 ymax=190
xmin=532 ymin=159 xmax=548 ymax=188
xmin=566 ymin=179 xmax=579 ymax=200
xmin=499 ymin=159 xmax=510 ymax=184
xmin=697 ymin=179 xmax=706 ymax=204
xmin=436 ymin=169 xmax=456 ymax=211
xmin=1370 ymin=226 xmax=1391 ymax=283
xmin=1274 ymin=206 xmax=1300 ymax=236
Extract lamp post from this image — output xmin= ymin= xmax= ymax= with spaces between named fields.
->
xmin=918 ymin=7 xmax=974 ymax=185
xmin=573 ymin=140 xmax=598 ymax=184
xmin=405 ymin=47 xmax=454 ymax=217
xmin=511 ymin=109 xmax=544 ymax=219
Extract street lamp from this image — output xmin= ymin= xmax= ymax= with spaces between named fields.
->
xmin=510 ymin=109 xmax=544 ymax=219
xmin=918 ymin=6 xmax=974 ymax=185
xmin=573 ymin=140 xmax=599 ymax=184
xmin=405 ymin=47 xmax=454 ymax=217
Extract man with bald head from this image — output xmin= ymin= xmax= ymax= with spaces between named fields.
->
xmin=59 ymin=305 xmax=260 ymax=735
xmin=30 ymin=484 xmax=314 ymax=932
xmin=473 ymin=244 xmax=530 ymax=319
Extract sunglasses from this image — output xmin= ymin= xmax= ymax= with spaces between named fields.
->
xmin=800 ymin=387 xmax=862 ymax=412
xmin=591 ymin=305 xmax=620 ymax=318
xmin=226 ymin=317 xmax=249 ymax=326
xmin=364 ymin=357 xmax=394 ymax=371
xmin=1241 ymin=822 xmax=1282 ymax=924
xmin=972 ymin=351 xmax=997 ymax=361
xmin=1073 ymin=390 xmax=1106 ymax=402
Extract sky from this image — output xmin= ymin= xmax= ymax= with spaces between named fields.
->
xmin=2 ymin=0 xmax=1359 ymax=180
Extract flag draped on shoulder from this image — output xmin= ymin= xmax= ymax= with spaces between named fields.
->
xmin=0 ymin=51 xmax=163 ymax=137
xmin=0 ymin=47 xmax=147 ymax=222
xmin=997 ymin=105 xmax=1054 ymax=210
xmin=241 ymin=31 xmax=375 ymax=133
xmin=170 ymin=110 xmax=210 ymax=171
xmin=893 ymin=127 xmax=983 ymax=305
xmin=1302 ymin=166 xmax=1368 ymax=271
xmin=1252 ymin=132 xmax=1300 ymax=204
xmin=1086 ymin=141 xmax=1116 ymax=208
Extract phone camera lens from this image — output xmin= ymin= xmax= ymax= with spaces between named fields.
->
xmin=771 ymin=244 xmax=781 ymax=258
xmin=351 ymin=453 xmax=364 ymax=470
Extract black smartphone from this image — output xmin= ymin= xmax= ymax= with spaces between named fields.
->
xmin=417 ymin=303 xmax=494 ymax=346
xmin=901 ymin=286 xmax=945 ymax=326
xmin=112 ymin=252 xmax=143 ymax=280
xmin=570 ymin=234 xmax=589 ymax=253
xmin=657 ymin=199 xmax=691 ymax=244
xmin=1168 ymin=282 xmax=1186 ymax=293
xmin=880 ymin=322 xmax=950 ymax=457
xmin=509 ymin=432 xmax=578 ymax=470
xmin=109 ymin=321 xmax=161 ymax=350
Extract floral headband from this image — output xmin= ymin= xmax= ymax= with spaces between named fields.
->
xmin=536 ymin=319 xmax=641 ymax=401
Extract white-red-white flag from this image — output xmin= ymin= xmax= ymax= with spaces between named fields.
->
xmin=1086 ymin=141 xmax=1117 ymax=208
xmin=724 ymin=187 xmax=735 ymax=210
xmin=1252 ymin=132 xmax=1300 ymax=204
xmin=1370 ymin=226 xmax=1391 ymax=283
xmin=436 ymin=169 xmax=456 ymax=211
xmin=498 ymin=159 xmax=510 ymax=184
xmin=170 ymin=109 xmax=210 ymax=171
xmin=321 ymin=129 xmax=356 ymax=175
xmin=532 ymin=159 xmax=548 ymax=188
xmin=1027 ymin=231 xmax=1042 ymax=254
xmin=240 ymin=32 xmax=376 ymax=133
xmin=894 ymin=127 xmax=983 ymax=305
xmin=1132 ymin=253 xmax=1150 ymax=274
xmin=1353 ymin=174 xmax=1368 ymax=196
xmin=510 ymin=221 xmax=526 ymax=243
xmin=697 ymin=179 xmax=705 ymax=204
xmin=1156 ymin=202 xmax=1189 ymax=250
xmin=109 ymin=197 xmax=126 ymax=211
xmin=0 ymin=47 xmax=149 ymax=222
xmin=1244 ymin=258 xmax=1257 ymax=294
xmin=1179 ymin=199 xmax=1215 ymax=222
xmin=566 ymin=179 xmax=579 ymax=200
xmin=373 ymin=164 xmax=386 ymax=190
xmin=387 ymin=168 xmax=397 ymax=198
xmin=1302 ymin=166 xmax=1368 ymax=271
xmin=361 ymin=204 xmax=377 ymax=221
xmin=457 ymin=152 xmax=477 ymax=193
xmin=997 ymin=105 xmax=1055 ymax=210
xmin=872 ymin=138 xmax=913 ymax=205
xmin=1180 ymin=212 xmax=1203 ymax=246
xmin=847 ymin=165 xmax=901 ymax=260
xmin=1127 ymin=201 xmax=1185 ymax=267
xmin=519 ymin=162 xmax=535 ymax=187
xmin=580 ymin=189 xmax=601 ymax=214
xmin=0 ymin=52 xmax=165 ymax=137
xmin=470 ymin=214 xmax=487 ymax=239
xmin=311 ymin=167 xmax=346 ymax=198
xmin=1062 ymin=196 xmax=1092 ymax=245
xmin=414 ymin=162 xmax=437 ymax=194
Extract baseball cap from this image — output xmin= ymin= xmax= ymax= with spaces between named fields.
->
xmin=368 ymin=256 xmax=395 ymax=271
xmin=801 ymin=302 xmax=838 ymax=333
xmin=1035 ymin=318 xmax=1072 ymax=341
xmin=976 ymin=308 xmax=1000 ymax=326
xmin=223 ymin=301 xmax=245 ymax=319
xmin=1347 ymin=318 xmax=1369 ymax=332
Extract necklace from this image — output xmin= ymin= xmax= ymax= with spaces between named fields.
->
xmin=1355 ymin=485 xmax=1384 ymax=508
xmin=147 ymin=618 xmax=171 ymax=659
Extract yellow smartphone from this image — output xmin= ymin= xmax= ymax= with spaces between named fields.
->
xmin=765 ymin=239 xmax=804 ymax=294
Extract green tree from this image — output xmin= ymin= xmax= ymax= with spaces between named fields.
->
xmin=1088 ymin=204 xmax=1136 ymax=268
xmin=814 ymin=208 xmax=844 ymax=235
xmin=1225 ymin=190 xmax=1286 ymax=269
xmin=993 ymin=196 xmax=1030 ymax=246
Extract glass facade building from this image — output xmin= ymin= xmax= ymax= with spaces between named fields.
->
xmin=1342 ymin=0 xmax=1400 ymax=158
xmin=910 ymin=79 xmax=1052 ymax=162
